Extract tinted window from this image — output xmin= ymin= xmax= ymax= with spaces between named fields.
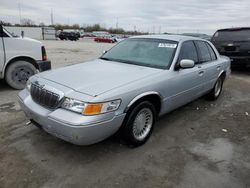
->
xmin=196 ymin=41 xmax=211 ymax=62
xmin=212 ymin=29 xmax=250 ymax=41
xmin=178 ymin=41 xmax=198 ymax=63
xmin=206 ymin=43 xmax=217 ymax=61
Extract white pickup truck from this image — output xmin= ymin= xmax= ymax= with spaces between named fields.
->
xmin=0 ymin=25 xmax=51 ymax=89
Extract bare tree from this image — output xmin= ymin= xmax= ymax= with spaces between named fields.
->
xmin=20 ymin=18 xmax=35 ymax=26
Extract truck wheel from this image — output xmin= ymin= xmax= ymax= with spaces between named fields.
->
xmin=121 ymin=101 xmax=156 ymax=147
xmin=206 ymin=76 xmax=224 ymax=100
xmin=5 ymin=60 xmax=37 ymax=90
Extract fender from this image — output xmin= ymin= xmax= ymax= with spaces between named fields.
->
xmin=125 ymin=91 xmax=163 ymax=112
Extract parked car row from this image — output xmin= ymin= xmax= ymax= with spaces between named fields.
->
xmin=1 ymin=23 xmax=249 ymax=147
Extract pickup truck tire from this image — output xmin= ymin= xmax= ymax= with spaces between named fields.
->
xmin=121 ymin=101 xmax=156 ymax=147
xmin=206 ymin=76 xmax=224 ymax=100
xmin=5 ymin=60 xmax=37 ymax=90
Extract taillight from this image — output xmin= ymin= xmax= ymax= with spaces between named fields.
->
xmin=41 ymin=46 xmax=47 ymax=61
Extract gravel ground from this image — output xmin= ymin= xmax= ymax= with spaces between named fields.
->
xmin=0 ymin=39 xmax=250 ymax=188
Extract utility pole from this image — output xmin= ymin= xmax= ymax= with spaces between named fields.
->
xmin=18 ymin=2 xmax=22 ymax=24
xmin=51 ymin=8 xmax=54 ymax=25
xmin=116 ymin=18 xmax=118 ymax=29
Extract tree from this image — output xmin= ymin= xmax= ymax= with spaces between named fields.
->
xmin=20 ymin=18 xmax=35 ymax=26
xmin=72 ymin=24 xmax=80 ymax=29
xmin=0 ymin=20 xmax=12 ymax=26
xmin=39 ymin=22 xmax=45 ymax=27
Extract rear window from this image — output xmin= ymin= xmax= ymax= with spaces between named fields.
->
xmin=212 ymin=29 xmax=250 ymax=41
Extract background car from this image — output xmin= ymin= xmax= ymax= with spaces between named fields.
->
xmin=181 ymin=33 xmax=211 ymax=40
xmin=58 ymin=32 xmax=79 ymax=41
xmin=211 ymin=27 xmax=250 ymax=67
xmin=0 ymin=25 xmax=51 ymax=89
xmin=94 ymin=36 xmax=116 ymax=43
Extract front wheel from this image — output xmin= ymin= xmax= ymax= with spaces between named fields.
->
xmin=121 ymin=101 xmax=156 ymax=147
xmin=206 ymin=76 xmax=224 ymax=100
xmin=5 ymin=61 xmax=37 ymax=90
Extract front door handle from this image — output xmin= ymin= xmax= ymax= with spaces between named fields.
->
xmin=198 ymin=71 xmax=204 ymax=76
xmin=217 ymin=66 xmax=221 ymax=70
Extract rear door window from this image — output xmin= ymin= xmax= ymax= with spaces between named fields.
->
xmin=206 ymin=43 xmax=217 ymax=61
xmin=178 ymin=41 xmax=198 ymax=63
xmin=195 ymin=41 xmax=211 ymax=63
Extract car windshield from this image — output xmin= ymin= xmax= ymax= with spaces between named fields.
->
xmin=101 ymin=38 xmax=178 ymax=69
xmin=213 ymin=29 xmax=250 ymax=41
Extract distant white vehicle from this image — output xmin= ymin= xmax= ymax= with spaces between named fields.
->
xmin=92 ymin=31 xmax=109 ymax=37
xmin=0 ymin=25 xmax=51 ymax=89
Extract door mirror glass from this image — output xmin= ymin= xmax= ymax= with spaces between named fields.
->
xmin=180 ymin=59 xmax=195 ymax=69
xmin=0 ymin=25 xmax=3 ymax=37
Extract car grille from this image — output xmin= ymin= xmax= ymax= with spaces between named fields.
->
xmin=30 ymin=84 xmax=60 ymax=109
xmin=224 ymin=46 xmax=236 ymax=52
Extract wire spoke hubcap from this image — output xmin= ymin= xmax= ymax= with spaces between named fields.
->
xmin=132 ymin=108 xmax=153 ymax=141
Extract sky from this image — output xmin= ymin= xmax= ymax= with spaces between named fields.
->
xmin=0 ymin=0 xmax=250 ymax=34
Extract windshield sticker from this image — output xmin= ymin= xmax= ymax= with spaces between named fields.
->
xmin=158 ymin=43 xmax=177 ymax=48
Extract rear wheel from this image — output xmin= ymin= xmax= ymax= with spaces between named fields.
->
xmin=5 ymin=60 xmax=37 ymax=90
xmin=121 ymin=101 xmax=156 ymax=147
xmin=206 ymin=76 xmax=224 ymax=100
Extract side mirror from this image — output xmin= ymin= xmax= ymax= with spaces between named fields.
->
xmin=179 ymin=59 xmax=195 ymax=69
xmin=103 ymin=50 xmax=107 ymax=54
xmin=0 ymin=25 xmax=3 ymax=37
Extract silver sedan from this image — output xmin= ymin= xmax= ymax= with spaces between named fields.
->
xmin=18 ymin=35 xmax=231 ymax=147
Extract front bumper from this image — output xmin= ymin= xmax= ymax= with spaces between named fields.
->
xmin=18 ymin=89 xmax=126 ymax=145
xmin=36 ymin=60 xmax=51 ymax=72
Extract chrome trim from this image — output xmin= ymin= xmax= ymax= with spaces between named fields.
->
xmin=218 ymin=70 xmax=225 ymax=79
xmin=33 ymin=81 xmax=64 ymax=101
xmin=125 ymin=91 xmax=163 ymax=112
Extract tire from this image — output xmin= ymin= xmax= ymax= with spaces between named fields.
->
xmin=206 ymin=76 xmax=224 ymax=101
xmin=5 ymin=60 xmax=37 ymax=90
xmin=121 ymin=101 xmax=156 ymax=147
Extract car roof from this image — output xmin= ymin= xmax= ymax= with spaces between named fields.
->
xmin=131 ymin=34 xmax=203 ymax=42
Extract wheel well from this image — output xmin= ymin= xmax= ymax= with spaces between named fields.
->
xmin=220 ymin=71 xmax=226 ymax=81
xmin=126 ymin=94 xmax=162 ymax=115
xmin=4 ymin=56 xmax=38 ymax=77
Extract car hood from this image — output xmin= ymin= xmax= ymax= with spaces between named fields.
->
xmin=37 ymin=59 xmax=163 ymax=97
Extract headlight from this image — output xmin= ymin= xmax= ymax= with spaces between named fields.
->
xmin=61 ymin=98 xmax=121 ymax=115
xmin=26 ymin=79 xmax=31 ymax=91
